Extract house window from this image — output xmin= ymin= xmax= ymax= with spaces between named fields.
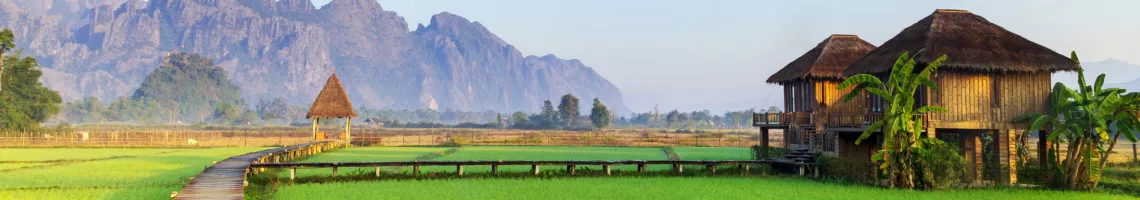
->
xmin=933 ymin=73 xmax=941 ymax=105
xmin=991 ymin=73 xmax=1001 ymax=107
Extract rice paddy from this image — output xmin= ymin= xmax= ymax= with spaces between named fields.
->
xmin=274 ymin=177 xmax=1132 ymax=200
xmin=0 ymin=147 xmax=267 ymax=199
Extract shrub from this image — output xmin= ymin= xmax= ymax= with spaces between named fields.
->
xmin=914 ymin=138 xmax=969 ymax=189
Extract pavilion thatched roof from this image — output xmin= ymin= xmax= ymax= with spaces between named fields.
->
xmin=306 ymin=74 xmax=358 ymax=118
xmin=844 ymin=9 xmax=1078 ymax=76
xmin=766 ymin=34 xmax=876 ymax=84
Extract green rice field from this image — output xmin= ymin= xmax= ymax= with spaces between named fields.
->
xmin=0 ymin=147 xmax=267 ymax=200
xmin=430 ymin=146 xmax=669 ymax=172
xmin=274 ymin=177 xmax=1132 ymax=200
xmin=285 ymin=147 xmax=449 ymax=177
xmin=285 ymin=146 xmax=672 ymax=176
xmin=673 ymin=147 xmax=752 ymax=160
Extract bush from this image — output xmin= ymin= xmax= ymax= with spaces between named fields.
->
xmin=749 ymin=145 xmax=787 ymax=160
xmin=817 ymin=155 xmax=878 ymax=184
xmin=914 ymin=138 xmax=969 ymax=189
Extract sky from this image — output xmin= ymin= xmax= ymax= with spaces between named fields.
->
xmin=310 ymin=0 xmax=1140 ymax=114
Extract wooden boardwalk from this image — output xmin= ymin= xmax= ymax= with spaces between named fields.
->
xmin=251 ymin=159 xmax=814 ymax=179
xmin=175 ymin=141 xmax=341 ymax=200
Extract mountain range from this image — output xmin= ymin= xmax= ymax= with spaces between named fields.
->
xmin=0 ymin=0 xmax=630 ymax=114
xmin=1054 ymin=58 xmax=1140 ymax=92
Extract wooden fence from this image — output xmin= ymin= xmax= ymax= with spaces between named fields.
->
xmin=350 ymin=129 xmax=771 ymax=147
xmin=0 ymin=128 xmax=780 ymax=148
xmin=0 ymin=130 xmax=313 ymax=147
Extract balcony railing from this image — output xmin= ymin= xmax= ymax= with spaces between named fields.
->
xmin=752 ymin=112 xmax=812 ymax=126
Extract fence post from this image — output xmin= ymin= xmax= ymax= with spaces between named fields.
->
xmin=1133 ymin=143 xmax=1138 ymax=163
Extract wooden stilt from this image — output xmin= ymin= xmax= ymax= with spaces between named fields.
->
xmin=531 ymin=165 xmax=540 ymax=175
xmin=603 ymin=165 xmax=611 ymax=176
xmin=413 ymin=165 xmax=420 ymax=176
xmin=637 ymin=164 xmax=646 ymax=173
xmin=491 ymin=164 xmax=499 ymax=175
xmin=375 ymin=166 xmax=381 ymax=177
xmin=457 ymin=165 xmax=464 ymax=176
xmin=332 ymin=167 xmax=337 ymax=176
xmin=567 ymin=165 xmax=576 ymax=176
xmin=290 ymin=168 xmax=296 ymax=180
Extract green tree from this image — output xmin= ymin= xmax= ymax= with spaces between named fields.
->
xmin=133 ymin=53 xmax=244 ymax=122
xmin=495 ymin=113 xmax=503 ymax=128
xmin=1015 ymin=52 xmax=1140 ymax=190
xmin=211 ymin=102 xmax=244 ymax=125
xmin=540 ymin=100 xmax=557 ymax=128
xmin=0 ymin=51 xmax=62 ymax=131
xmin=590 ymin=98 xmax=611 ymax=129
xmin=665 ymin=110 xmax=679 ymax=128
xmin=557 ymin=94 xmax=580 ymax=127
xmin=0 ymin=29 xmax=14 ymax=93
xmin=839 ymin=51 xmax=954 ymax=189
xmin=511 ymin=111 xmax=529 ymax=127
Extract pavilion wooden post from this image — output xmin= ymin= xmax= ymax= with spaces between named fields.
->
xmin=345 ymin=117 xmax=352 ymax=145
xmin=312 ymin=119 xmax=319 ymax=140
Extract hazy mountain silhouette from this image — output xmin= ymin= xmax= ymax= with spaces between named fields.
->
xmin=0 ymin=0 xmax=629 ymax=114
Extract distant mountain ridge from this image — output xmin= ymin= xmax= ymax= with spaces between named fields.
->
xmin=0 ymin=0 xmax=630 ymax=114
xmin=1054 ymin=58 xmax=1140 ymax=92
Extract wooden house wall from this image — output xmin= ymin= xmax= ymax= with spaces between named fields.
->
xmin=926 ymin=71 xmax=1050 ymax=129
xmin=783 ymin=80 xmax=819 ymax=113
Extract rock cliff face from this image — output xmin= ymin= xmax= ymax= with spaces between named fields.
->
xmin=0 ymin=0 xmax=629 ymax=114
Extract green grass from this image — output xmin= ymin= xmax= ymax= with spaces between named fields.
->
xmin=673 ymin=147 xmax=752 ymax=160
xmin=672 ymin=147 xmax=754 ymax=170
xmin=0 ymin=147 xmax=265 ymax=199
xmin=0 ymin=148 xmax=184 ymax=162
xmin=1100 ymin=164 xmax=1140 ymax=197
xmin=285 ymin=147 xmax=449 ymax=177
xmin=274 ymin=177 xmax=1131 ymax=200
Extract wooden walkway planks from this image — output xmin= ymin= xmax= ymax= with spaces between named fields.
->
xmin=175 ymin=141 xmax=339 ymax=200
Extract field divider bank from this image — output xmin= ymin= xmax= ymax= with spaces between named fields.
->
xmin=173 ymin=140 xmax=344 ymax=200
xmin=0 ymin=150 xmax=191 ymax=172
xmin=253 ymin=159 xmax=812 ymax=180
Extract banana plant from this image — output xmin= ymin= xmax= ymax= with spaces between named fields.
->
xmin=838 ymin=51 xmax=948 ymax=188
xmin=1014 ymin=51 xmax=1140 ymax=190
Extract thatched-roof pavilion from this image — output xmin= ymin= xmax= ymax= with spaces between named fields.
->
xmin=841 ymin=9 xmax=1078 ymax=185
xmin=307 ymin=74 xmax=357 ymax=143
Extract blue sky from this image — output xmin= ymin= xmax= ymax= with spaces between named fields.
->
xmin=311 ymin=0 xmax=1140 ymax=113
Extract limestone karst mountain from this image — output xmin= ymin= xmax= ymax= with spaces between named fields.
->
xmin=0 ymin=0 xmax=629 ymax=114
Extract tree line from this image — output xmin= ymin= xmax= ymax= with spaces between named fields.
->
xmin=0 ymin=29 xmax=63 ymax=132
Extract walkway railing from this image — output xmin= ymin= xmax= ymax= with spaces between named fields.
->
xmin=251 ymin=159 xmax=815 ymax=180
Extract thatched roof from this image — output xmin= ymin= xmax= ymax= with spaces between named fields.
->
xmin=767 ymin=34 xmax=877 ymax=84
xmin=844 ymin=9 xmax=1078 ymax=76
xmin=306 ymin=74 xmax=358 ymax=118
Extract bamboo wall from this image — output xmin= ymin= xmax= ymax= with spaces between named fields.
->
xmin=926 ymin=71 xmax=1051 ymax=129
